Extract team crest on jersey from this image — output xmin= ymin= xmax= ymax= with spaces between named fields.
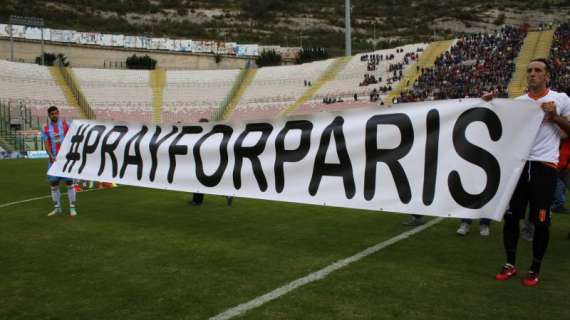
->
xmin=538 ymin=209 xmax=547 ymax=222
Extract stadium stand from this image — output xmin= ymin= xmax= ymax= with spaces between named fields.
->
xmin=1 ymin=24 xmax=565 ymax=128
xmin=383 ymin=40 xmax=456 ymax=106
xmin=229 ymin=59 xmax=334 ymax=121
xmin=73 ymin=68 xmax=154 ymax=123
xmin=290 ymin=43 xmax=427 ymax=116
xmin=162 ymin=68 xmax=242 ymax=123
xmin=398 ymin=25 xmax=527 ymax=102
xmin=508 ymin=29 xmax=555 ymax=97
xmin=150 ymin=69 xmax=166 ymax=124
xmin=550 ymin=23 xmax=570 ymax=95
xmin=0 ymin=60 xmax=79 ymax=119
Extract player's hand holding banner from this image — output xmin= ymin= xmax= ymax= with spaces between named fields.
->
xmin=49 ymin=99 xmax=543 ymax=221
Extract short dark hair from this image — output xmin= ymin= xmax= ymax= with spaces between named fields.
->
xmin=529 ymin=58 xmax=552 ymax=74
xmin=198 ymin=118 xmax=209 ymax=123
xmin=47 ymin=106 xmax=58 ymax=114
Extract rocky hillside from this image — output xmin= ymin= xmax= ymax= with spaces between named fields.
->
xmin=0 ymin=0 xmax=569 ymax=55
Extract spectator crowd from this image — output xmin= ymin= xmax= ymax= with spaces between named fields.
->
xmin=398 ymin=26 xmax=527 ymax=102
xmin=550 ymin=23 xmax=570 ymax=95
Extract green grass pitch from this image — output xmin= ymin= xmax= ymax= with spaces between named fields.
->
xmin=1 ymin=159 xmax=569 ymax=319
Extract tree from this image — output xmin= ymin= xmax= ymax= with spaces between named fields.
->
xmin=296 ymin=47 xmax=329 ymax=64
xmin=35 ymin=53 xmax=69 ymax=66
xmin=126 ymin=54 xmax=157 ymax=70
xmin=255 ymin=50 xmax=282 ymax=67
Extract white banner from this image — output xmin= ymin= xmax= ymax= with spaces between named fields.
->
xmin=11 ymin=25 xmax=26 ymax=38
xmin=0 ymin=24 xmax=9 ymax=37
xmin=48 ymin=99 xmax=543 ymax=221
xmin=124 ymin=36 xmax=137 ymax=48
xmin=236 ymin=44 xmax=259 ymax=56
xmin=24 ymin=26 xmax=43 ymax=40
xmin=50 ymin=29 xmax=75 ymax=43
xmin=111 ymin=34 xmax=124 ymax=47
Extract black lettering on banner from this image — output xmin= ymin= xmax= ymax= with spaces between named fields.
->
xmin=98 ymin=125 xmax=128 ymax=177
xmin=194 ymin=125 xmax=233 ymax=187
xmin=364 ymin=114 xmax=413 ymax=203
xmin=64 ymin=124 xmax=90 ymax=173
xmin=233 ymin=123 xmax=273 ymax=191
xmin=448 ymin=107 xmax=502 ymax=209
xmin=274 ymin=120 xmax=313 ymax=193
xmin=309 ymin=116 xmax=356 ymax=199
xmin=120 ymin=125 xmax=148 ymax=180
xmin=149 ymin=126 xmax=179 ymax=182
xmin=78 ymin=125 xmax=106 ymax=174
xmin=168 ymin=126 xmax=203 ymax=184
xmin=423 ymin=109 xmax=440 ymax=205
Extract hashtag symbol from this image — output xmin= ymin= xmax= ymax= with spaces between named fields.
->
xmin=63 ymin=124 xmax=90 ymax=173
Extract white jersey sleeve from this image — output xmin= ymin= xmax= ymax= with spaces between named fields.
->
xmin=558 ymin=92 xmax=570 ymax=117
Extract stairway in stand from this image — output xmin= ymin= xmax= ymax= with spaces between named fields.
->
xmin=508 ymin=29 xmax=555 ymax=98
xmin=383 ymin=39 xmax=455 ymax=106
xmin=214 ymin=67 xmax=258 ymax=121
xmin=278 ymin=56 xmax=352 ymax=118
xmin=48 ymin=66 xmax=94 ymax=119
xmin=150 ymin=68 xmax=166 ymax=124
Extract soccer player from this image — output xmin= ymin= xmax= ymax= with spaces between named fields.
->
xmin=491 ymin=59 xmax=570 ymax=286
xmin=42 ymin=106 xmax=78 ymax=217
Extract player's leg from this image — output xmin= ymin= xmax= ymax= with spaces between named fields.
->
xmin=523 ymin=162 xmax=557 ymax=286
xmin=47 ymin=178 xmax=62 ymax=216
xmin=65 ymin=179 xmax=78 ymax=216
xmin=496 ymin=162 xmax=529 ymax=280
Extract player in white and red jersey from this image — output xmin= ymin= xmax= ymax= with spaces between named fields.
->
xmin=493 ymin=59 xmax=570 ymax=286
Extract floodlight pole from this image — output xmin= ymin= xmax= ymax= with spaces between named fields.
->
xmin=9 ymin=24 xmax=14 ymax=61
xmin=41 ymin=28 xmax=45 ymax=66
xmin=345 ymin=0 xmax=352 ymax=56
xmin=9 ymin=15 xmax=45 ymax=64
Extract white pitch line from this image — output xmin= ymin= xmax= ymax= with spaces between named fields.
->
xmin=209 ymin=217 xmax=444 ymax=320
xmin=0 ymin=195 xmax=52 ymax=208
xmin=0 ymin=187 xmax=121 ymax=209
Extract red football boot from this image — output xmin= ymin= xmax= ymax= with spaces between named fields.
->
xmin=495 ymin=264 xmax=517 ymax=281
xmin=522 ymin=271 xmax=539 ymax=287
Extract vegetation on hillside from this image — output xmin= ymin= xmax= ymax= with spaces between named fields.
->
xmin=0 ymin=0 xmax=569 ymax=56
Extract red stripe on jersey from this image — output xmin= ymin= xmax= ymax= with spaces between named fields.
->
xmin=53 ymin=122 xmax=61 ymax=154
xmin=62 ymin=120 xmax=69 ymax=135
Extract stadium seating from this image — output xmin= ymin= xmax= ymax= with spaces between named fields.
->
xmin=73 ymin=68 xmax=154 ymax=123
xmin=2 ymin=24 xmax=566 ymax=126
xmin=230 ymin=60 xmax=334 ymax=120
xmin=399 ymin=26 xmax=527 ymax=102
xmin=0 ymin=60 xmax=80 ymax=119
xmin=162 ymin=69 xmax=241 ymax=123
xmin=291 ymin=43 xmax=427 ymax=116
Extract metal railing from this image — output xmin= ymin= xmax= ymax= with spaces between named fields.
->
xmin=0 ymin=101 xmax=44 ymax=152
xmin=56 ymin=58 xmax=96 ymax=120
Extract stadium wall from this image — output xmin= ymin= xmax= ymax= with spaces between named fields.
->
xmin=0 ymin=38 xmax=252 ymax=70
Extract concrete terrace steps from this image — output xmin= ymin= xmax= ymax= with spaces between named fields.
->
xmin=150 ymin=68 xmax=166 ymax=124
xmin=48 ymin=66 xmax=88 ymax=119
xmin=384 ymin=39 xmax=455 ymax=106
xmin=278 ymin=56 xmax=352 ymax=118
xmin=508 ymin=29 xmax=555 ymax=98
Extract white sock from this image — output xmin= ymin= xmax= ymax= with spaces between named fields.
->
xmin=67 ymin=185 xmax=77 ymax=207
xmin=51 ymin=186 xmax=61 ymax=208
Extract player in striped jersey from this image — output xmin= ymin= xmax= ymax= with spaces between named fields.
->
xmin=42 ymin=106 xmax=78 ymax=217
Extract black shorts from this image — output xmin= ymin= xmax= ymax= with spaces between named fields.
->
xmin=506 ymin=161 xmax=557 ymax=225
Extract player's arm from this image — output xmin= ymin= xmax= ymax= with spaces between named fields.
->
xmin=44 ymin=140 xmax=55 ymax=162
xmin=543 ymin=100 xmax=570 ymax=136
xmin=481 ymin=89 xmax=497 ymax=102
